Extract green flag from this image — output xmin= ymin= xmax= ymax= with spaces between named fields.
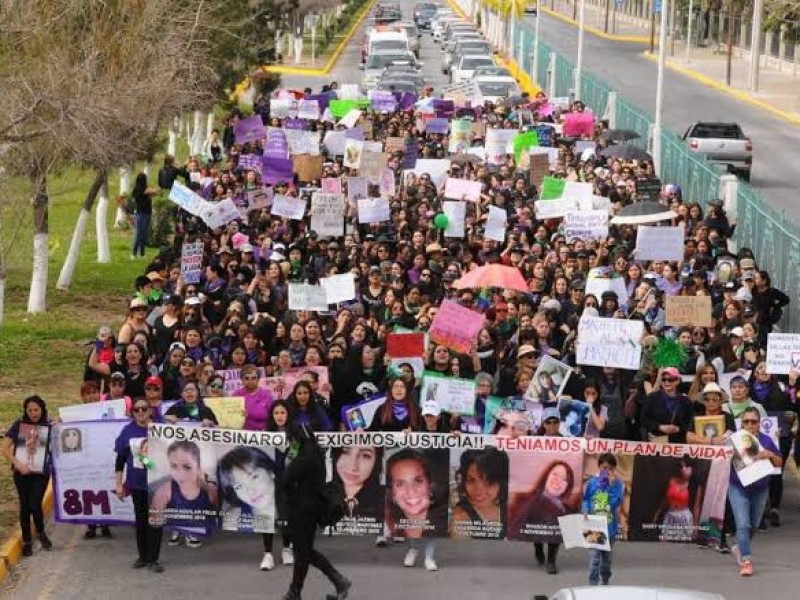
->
xmin=539 ymin=176 xmax=566 ymax=200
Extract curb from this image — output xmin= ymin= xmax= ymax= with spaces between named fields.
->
xmin=641 ymin=51 xmax=800 ymax=128
xmin=539 ymin=6 xmax=651 ymax=44
xmin=0 ymin=484 xmax=53 ymax=585
xmin=263 ymin=0 xmax=377 ymax=76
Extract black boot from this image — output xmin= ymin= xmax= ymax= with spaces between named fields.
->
xmin=39 ymin=533 xmax=53 ymax=550
xmin=534 ymin=544 xmax=545 ymax=566
xmin=21 ymin=542 xmax=32 ymax=557
xmin=282 ymin=588 xmax=302 ymax=600
xmin=326 ymin=572 xmax=352 ymax=599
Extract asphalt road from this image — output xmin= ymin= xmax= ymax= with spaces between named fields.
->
xmin=6 ymin=5 xmax=800 ymax=600
xmin=526 ymin=12 xmax=800 ymax=218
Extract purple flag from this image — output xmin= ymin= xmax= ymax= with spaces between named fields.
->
xmin=284 ymin=118 xmax=310 ymax=131
xmin=399 ymin=92 xmax=418 ymax=111
xmin=261 ymin=157 xmax=294 ymax=185
xmin=234 ymin=115 xmax=267 ymax=144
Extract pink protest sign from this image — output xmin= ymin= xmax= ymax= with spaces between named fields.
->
xmin=563 ymin=112 xmax=596 ymax=137
xmin=429 ymin=299 xmax=485 ymax=354
xmin=263 ymin=366 xmax=330 ymax=400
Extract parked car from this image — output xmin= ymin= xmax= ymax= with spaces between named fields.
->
xmin=361 ymin=51 xmax=421 ymax=92
xmin=473 ymin=65 xmax=513 ymax=78
xmin=397 ymin=22 xmax=421 ymax=57
xmin=536 ymin=587 xmax=726 ymax=600
xmin=525 ymin=1 xmax=538 ymax=13
xmin=452 ymin=54 xmax=495 ymax=83
xmin=444 ymin=38 xmax=490 ymax=74
xmin=682 ymin=121 xmax=753 ymax=181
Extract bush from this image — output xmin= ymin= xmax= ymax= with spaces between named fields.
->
xmin=147 ymin=193 xmax=174 ymax=248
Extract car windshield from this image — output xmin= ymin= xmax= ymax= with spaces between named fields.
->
xmin=475 ymin=67 xmax=509 ymax=77
xmin=461 ymin=57 xmax=493 ymax=69
xmin=367 ymin=54 xmax=413 ymax=68
xmin=373 ymin=40 xmax=407 ymax=52
xmin=478 ymin=82 xmax=515 ymax=95
xmin=457 ymin=43 xmax=490 ymax=54
xmin=691 ymin=124 xmax=744 ymax=139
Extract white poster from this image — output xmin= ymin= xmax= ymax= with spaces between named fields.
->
xmin=202 ymin=198 xmax=241 ymax=229
xmin=634 ymin=226 xmax=684 ymax=261
xmin=357 ymin=197 xmax=391 ymax=224
xmin=343 ymin=138 xmax=364 ymax=169
xmin=729 ymin=429 xmax=775 ymax=487
xmin=181 ymin=240 xmax=205 ymax=285
xmin=564 ymin=210 xmax=608 ymax=241
xmin=443 ymin=201 xmax=466 ymax=238
xmin=51 ymin=421 xmax=135 ymax=525
xmin=558 ymin=514 xmax=611 ymax=551
xmin=444 ymin=178 xmax=482 ymax=202
xmin=288 ymin=282 xmax=329 ymax=312
xmin=59 ymin=399 xmax=128 ymax=422
xmin=270 ymin=194 xmax=306 ymax=220
xmin=562 ymin=181 xmax=594 ymax=205
xmin=297 ymin=99 xmax=321 ymax=120
xmin=765 ymin=333 xmax=800 ymax=374
xmin=419 ymin=373 xmax=477 ymax=415
xmin=485 ymin=205 xmax=507 ymax=242
xmin=323 ymin=131 xmax=347 ymax=156
xmin=585 ymin=276 xmax=629 ymax=307
xmin=310 ymin=193 xmax=345 ymax=237
xmin=321 ymin=273 xmax=357 ymax=304
xmin=347 ymin=176 xmax=368 ymax=200
xmin=577 ymin=316 xmax=644 ymax=370
xmin=339 ymin=109 xmax=362 ymax=129
xmin=535 ymin=198 xmax=578 ymax=219
xmin=525 ymin=355 xmax=572 ymax=404
xmin=403 ymin=159 xmax=450 ymax=187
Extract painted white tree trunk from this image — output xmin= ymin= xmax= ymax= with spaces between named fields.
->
xmin=191 ymin=110 xmax=203 ymax=156
xmin=143 ymin=163 xmax=151 ymax=178
xmin=0 ymin=271 xmax=5 ymax=328
xmin=96 ymin=182 xmax=110 ymax=264
xmin=168 ymin=127 xmax=177 ymax=157
xmin=56 ymin=208 xmax=89 ymax=290
xmin=205 ymin=113 xmax=215 ymax=144
xmin=294 ymin=34 xmax=303 ymax=63
xmin=27 ymin=233 xmax=48 ymax=313
xmin=113 ymin=166 xmax=131 ymax=229
xmin=185 ymin=114 xmax=193 ymax=151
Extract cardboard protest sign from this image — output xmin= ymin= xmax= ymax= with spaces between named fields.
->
xmin=310 ymin=193 xmax=345 ymax=237
xmin=444 ymin=178 xmax=482 ymax=202
xmin=420 ymin=372 xmax=477 ymax=415
xmin=270 ymin=194 xmax=306 ymax=220
xmin=357 ymin=197 xmax=391 ymax=224
xmin=293 ymin=154 xmax=323 ymax=182
xmin=359 ymin=152 xmax=389 ymax=179
xmin=384 ymin=136 xmax=405 ymax=154
xmin=181 ymin=241 xmax=205 ymax=284
xmin=564 ymin=210 xmax=608 ymax=241
xmin=203 ymin=397 xmax=246 ymax=429
xmin=577 ymin=316 xmax=643 ymax=370
xmin=634 ymin=226 xmax=684 ymax=261
xmin=529 ymin=153 xmax=551 ymax=187
xmin=386 ymin=332 xmax=425 ymax=358
xmin=665 ymin=296 xmax=713 ymax=327
xmin=765 ymin=333 xmax=800 ymax=374
xmin=428 ymin=299 xmax=484 ymax=354
xmin=585 ymin=276 xmax=629 ymax=307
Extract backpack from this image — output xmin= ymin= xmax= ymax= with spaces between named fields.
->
xmin=316 ymin=479 xmax=346 ymax=528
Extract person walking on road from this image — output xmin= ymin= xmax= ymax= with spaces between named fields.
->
xmin=282 ymin=422 xmax=351 ymax=600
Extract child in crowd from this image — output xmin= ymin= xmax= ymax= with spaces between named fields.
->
xmin=582 ymin=453 xmax=624 ymax=586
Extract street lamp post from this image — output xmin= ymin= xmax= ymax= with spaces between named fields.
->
xmin=685 ymin=0 xmax=694 ymax=63
xmin=533 ymin=0 xmax=541 ymax=84
xmin=653 ymin=0 xmax=669 ymax=176
xmin=575 ymin=0 xmax=586 ymax=100
xmin=748 ymin=0 xmax=764 ymax=91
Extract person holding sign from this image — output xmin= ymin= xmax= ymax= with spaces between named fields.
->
xmin=114 ymin=397 xmax=163 ymax=571
xmin=582 ymin=453 xmax=624 ymax=586
xmin=2 ymin=396 xmax=53 ymax=558
xmin=727 ymin=407 xmax=783 ymax=577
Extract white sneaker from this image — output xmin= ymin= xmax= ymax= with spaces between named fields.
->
xmin=168 ymin=532 xmax=181 ymax=546
xmin=260 ymin=552 xmax=275 ymax=571
xmin=424 ymin=557 xmax=438 ymax=572
xmin=282 ymin=547 xmax=294 ymax=565
xmin=375 ymin=536 xmax=387 ymax=547
xmin=393 ymin=536 xmax=405 ymax=543
xmin=403 ymin=548 xmax=418 ymax=567
xmin=185 ymin=535 xmax=203 ymax=549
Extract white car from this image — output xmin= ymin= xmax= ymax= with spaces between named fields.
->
xmin=361 ymin=51 xmax=421 ymax=92
xmin=475 ymin=75 xmax=520 ymax=103
xmin=538 ymin=587 xmax=727 ymax=600
xmin=451 ymin=54 xmax=495 ymax=83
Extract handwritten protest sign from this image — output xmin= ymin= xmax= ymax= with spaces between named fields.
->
xmin=420 ymin=372 xmax=477 ymax=415
xmin=485 ymin=205 xmax=507 ymax=242
xmin=181 ymin=241 xmax=205 ymax=284
xmin=203 ymin=397 xmax=245 ymax=429
xmin=449 ymin=119 xmax=472 ymax=153
xmin=216 ymin=367 xmax=267 ymax=396
xmin=665 ymin=296 xmax=713 ymax=327
xmin=320 ymin=273 xmax=356 ymax=304
xmin=384 ymin=136 xmax=405 ymax=154
xmin=425 ymin=118 xmax=449 ymax=134
xmin=379 ymin=168 xmax=396 ymax=196
xmin=562 ymin=181 xmax=593 ymax=205
xmin=358 ymin=197 xmax=391 ymax=223
xmin=359 ymin=151 xmax=388 ymax=179
xmin=766 ymin=333 xmax=800 ymax=374
xmin=444 ymin=178 xmax=482 ymax=202
xmin=577 ymin=316 xmax=644 ymax=370
xmin=271 ymin=194 xmax=306 ymax=220
xmin=485 ymin=128 xmax=516 ymax=164
xmin=59 ymin=399 xmax=127 ymax=422
xmin=263 ymin=366 xmax=331 ymax=401
xmin=564 ymin=210 xmax=608 ymax=241
xmin=288 ymin=282 xmax=329 ymax=312
xmin=635 ymin=226 xmax=684 ymax=261
xmin=443 ymin=201 xmax=466 ymax=238
xmin=323 ymin=131 xmax=347 ymax=155
xmin=169 ymin=181 xmax=206 ymax=215
xmin=429 ymin=299 xmax=484 ymax=354
xmin=310 ymin=193 xmax=344 ymax=237
xmin=386 ymin=332 xmax=425 ymax=357
xmin=297 ymin=99 xmax=320 ymax=120
xmin=203 ymin=198 xmax=241 ymax=229
xmin=343 ymin=138 xmax=364 ymax=169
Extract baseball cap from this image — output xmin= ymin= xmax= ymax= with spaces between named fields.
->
xmin=240 ymin=244 xmax=254 ymax=253
xmin=169 ymin=342 xmax=187 ymax=353
xmin=145 ymin=375 xmax=163 ymax=389
xmin=146 ymin=271 xmax=164 ymax=282
xmin=542 ymin=407 xmax=560 ymax=423
xmin=730 ymin=326 xmax=744 ymax=337
xmin=517 ymin=344 xmax=536 ymax=358
xmin=110 ymin=371 xmax=126 ymax=381
xmin=662 ymin=367 xmax=680 ymax=380
xmin=421 ymin=400 xmax=442 ymax=417
xmin=739 ymin=258 xmax=756 ymax=271
xmin=129 ymin=297 xmax=148 ymax=309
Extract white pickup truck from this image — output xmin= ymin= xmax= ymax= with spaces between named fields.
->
xmin=682 ymin=121 xmax=753 ymax=181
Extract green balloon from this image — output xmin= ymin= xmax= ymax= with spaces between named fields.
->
xmin=433 ymin=213 xmax=449 ymax=229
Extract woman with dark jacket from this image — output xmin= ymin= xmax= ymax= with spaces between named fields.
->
xmin=281 ymin=423 xmax=351 ymax=600
xmin=368 ymin=378 xmax=421 ymax=432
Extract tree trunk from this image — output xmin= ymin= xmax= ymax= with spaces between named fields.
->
xmin=185 ymin=113 xmax=193 ymax=151
xmin=113 ymin=166 xmax=131 ymax=229
xmin=205 ymin=112 xmax=215 ymax=146
xmin=0 ymin=264 xmax=6 ymax=328
xmin=96 ymin=178 xmax=111 ymax=264
xmin=168 ymin=123 xmax=178 ymax=157
xmin=191 ymin=110 xmax=203 ymax=156
xmin=27 ymin=176 xmax=49 ymax=314
xmin=57 ymin=170 xmax=106 ymax=290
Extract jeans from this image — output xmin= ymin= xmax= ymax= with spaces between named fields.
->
xmin=13 ymin=473 xmax=49 ymax=543
xmin=727 ymin=483 xmax=769 ymax=560
xmin=768 ymin=436 xmax=793 ymax=510
xmin=132 ymin=213 xmax=151 ymax=256
xmin=588 ymin=544 xmax=614 ymax=585
xmin=408 ymin=538 xmax=436 ymax=560
xmin=131 ymin=489 xmax=163 ymax=563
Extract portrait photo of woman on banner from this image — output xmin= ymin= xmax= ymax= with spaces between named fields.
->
xmin=449 ymin=448 xmax=509 ymax=539
xmin=329 ymin=445 xmax=385 ymax=535
xmin=384 ymin=448 xmax=448 ymax=539
xmin=217 ymin=446 xmax=277 ymax=533
xmin=507 ymin=453 xmax=583 ymax=542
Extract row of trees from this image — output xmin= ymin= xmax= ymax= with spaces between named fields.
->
xmin=0 ymin=0 xmax=337 ymax=324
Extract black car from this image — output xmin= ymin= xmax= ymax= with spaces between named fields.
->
xmin=414 ymin=2 xmax=438 ymax=29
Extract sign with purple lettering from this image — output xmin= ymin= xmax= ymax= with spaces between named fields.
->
xmin=399 ymin=92 xmax=418 ymax=111
xmin=237 ymin=154 xmax=263 ymax=173
xmin=402 ymin=140 xmax=419 ymax=169
xmin=425 ymin=118 xmax=450 ymax=134
xmin=261 ymin=157 xmax=294 ymax=185
xmin=370 ymin=90 xmax=398 ymax=112
xmin=265 ymin=128 xmax=288 ymax=159
xmin=284 ymin=118 xmax=310 ymax=131
xmin=432 ymin=99 xmax=455 ymax=118
xmin=234 ymin=115 xmax=267 ymax=145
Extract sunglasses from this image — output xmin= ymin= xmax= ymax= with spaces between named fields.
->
xmin=132 ymin=406 xmax=150 ymax=414
xmin=741 ymin=419 xmax=759 ymax=424
xmin=662 ymin=377 xmax=678 ymax=383
xmin=209 ymin=382 xmax=224 ymax=389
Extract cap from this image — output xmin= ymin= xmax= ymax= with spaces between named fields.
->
xmin=729 ymin=375 xmax=749 ymax=387
xmin=421 ymin=400 xmax=442 ymax=417
xmin=741 ymin=272 xmax=755 ymax=282
xmin=364 ymin=234 xmax=376 ymax=241
xmin=110 ymin=371 xmax=126 ymax=380
xmin=273 ymin=242 xmax=286 ymax=251
xmin=739 ymin=258 xmax=756 ymax=270
xmin=129 ymin=297 xmax=148 ymax=309
xmin=643 ymin=273 xmax=658 ymax=283
xmin=145 ymin=375 xmax=163 ymax=389
xmin=269 ymin=252 xmax=285 ymax=262
xmin=185 ymin=296 xmax=201 ymax=306
xmin=426 ymin=243 xmax=443 ymax=254
xmin=146 ymin=271 xmax=164 ymax=282
xmin=569 ymin=278 xmax=586 ymax=291
xmin=701 ymin=382 xmax=725 ymax=398
xmin=169 ymin=342 xmax=187 ymax=353
xmin=240 ymin=244 xmax=254 ymax=253
xmin=662 ymin=367 xmax=680 ymax=380
xmin=328 ymin=241 xmax=340 ymax=249
xmin=369 ymin=265 xmax=381 ymax=274
xmin=730 ymin=326 xmax=745 ymax=337
xmin=517 ymin=344 xmax=537 ymax=358
xmin=217 ymin=246 xmax=232 ymax=255
xmin=541 ymin=299 xmax=561 ymax=312
xmin=601 ymin=290 xmax=618 ymax=300
xmin=542 ymin=407 xmax=560 ymax=423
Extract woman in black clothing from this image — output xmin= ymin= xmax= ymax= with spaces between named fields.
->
xmin=282 ymin=423 xmax=351 ymax=600
xmin=131 ymin=173 xmax=158 ymax=259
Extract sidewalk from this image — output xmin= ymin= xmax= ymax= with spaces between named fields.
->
xmin=541 ymin=0 xmax=800 ymax=126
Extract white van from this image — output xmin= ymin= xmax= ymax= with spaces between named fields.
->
xmin=367 ymin=30 xmax=409 ymax=58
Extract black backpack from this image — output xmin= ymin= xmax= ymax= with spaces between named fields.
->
xmin=317 ymin=479 xmax=346 ymax=528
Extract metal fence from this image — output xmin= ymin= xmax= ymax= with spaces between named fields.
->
xmin=512 ymin=19 xmax=800 ymax=330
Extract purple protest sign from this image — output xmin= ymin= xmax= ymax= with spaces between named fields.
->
xmin=370 ymin=91 xmax=398 ymax=113
xmin=284 ymin=118 xmax=310 ymax=131
xmin=432 ymin=99 xmax=455 ymax=118
xmin=262 ymin=157 xmax=294 ymax=185
xmin=265 ymin=128 xmax=288 ymax=159
xmin=425 ymin=118 xmax=450 ymax=134
xmin=345 ymin=127 xmax=364 ymax=141
xmin=307 ymin=93 xmax=331 ymax=112
xmin=399 ymin=92 xmax=418 ymax=111
xmin=402 ymin=140 xmax=419 ymax=169
xmin=234 ymin=115 xmax=267 ymax=145
xmin=236 ymin=153 xmax=263 ymax=173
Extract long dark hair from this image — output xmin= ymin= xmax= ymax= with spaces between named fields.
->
xmin=287 ymin=381 xmax=327 ymax=430
xmin=217 ymin=447 xmax=276 ymax=513
xmin=331 ymin=446 xmax=384 ymax=501
xmin=132 ymin=172 xmax=148 ymax=197
xmin=266 ymin=399 xmax=290 ymax=432
xmin=377 ymin=378 xmax=420 ymax=429
xmin=22 ymin=395 xmax=48 ymax=424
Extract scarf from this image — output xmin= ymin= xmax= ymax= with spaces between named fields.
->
xmin=392 ymin=400 xmax=409 ymax=423
xmin=752 ymin=380 xmax=770 ymax=404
